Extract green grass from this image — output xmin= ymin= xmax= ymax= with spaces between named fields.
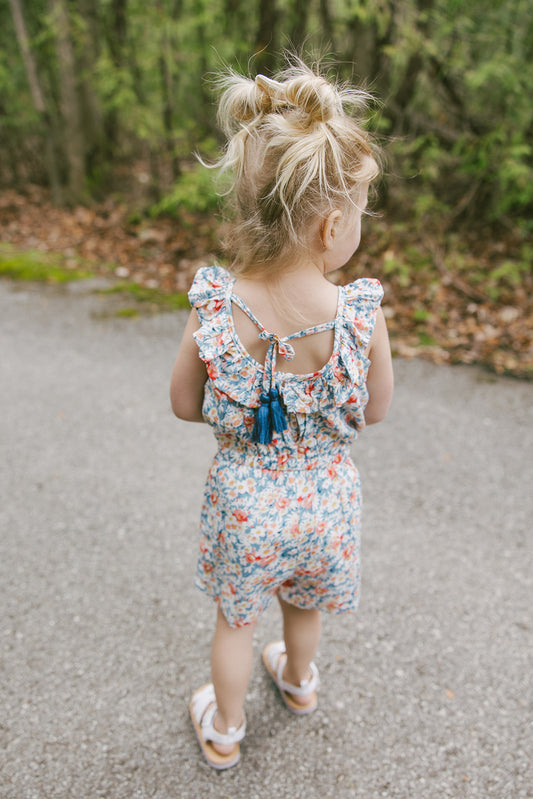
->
xmin=0 ymin=244 xmax=190 ymax=314
xmin=0 ymin=245 xmax=92 ymax=283
xmin=418 ymin=332 xmax=439 ymax=346
xmin=99 ymin=282 xmax=190 ymax=312
xmin=114 ymin=307 xmax=140 ymax=318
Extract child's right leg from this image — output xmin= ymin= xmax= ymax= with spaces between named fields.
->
xmin=277 ymin=596 xmax=321 ymax=709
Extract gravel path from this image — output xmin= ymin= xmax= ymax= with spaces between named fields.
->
xmin=1 ymin=279 xmax=532 ymax=799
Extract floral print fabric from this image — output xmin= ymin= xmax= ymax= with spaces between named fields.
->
xmin=188 ymin=265 xmax=383 ymax=627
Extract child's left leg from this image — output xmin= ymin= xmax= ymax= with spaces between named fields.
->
xmin=210 ymin=607 xmax=256 ymax=755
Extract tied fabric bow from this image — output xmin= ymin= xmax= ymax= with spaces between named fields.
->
xmin=252 ymin=333 xmax=291 ymax=444
xmin=257 ymin=330 xmax=295 ymax=361
xmin=229 ymin=287 xmax=335 ymax=445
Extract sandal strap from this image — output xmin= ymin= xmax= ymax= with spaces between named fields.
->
xmin=277 ymin=660 xmax=320 ymax=696
xmin=192 ymin=684 xmax=246 ymax=746
xmin=272 ymin=641 xmax=320 ymax=696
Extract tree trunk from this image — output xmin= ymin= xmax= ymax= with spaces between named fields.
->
xmin=50 ymin=0 xmax=86 ymax=203
xmin=104 ymin=0 xmax=128 ymax=153
xmin=319 ymin=0 xmax=335 ymax=51
xmin=348 ymin=15 xmax=384 ymax=85
xmin=75 ymin=0 xmax=108 ymax=186
xmin=224 ymin=0 xmax=242 ymax=33
xmin=289 ymin=0 xmax=310 ymax=52
xmin=8 ymin=0 xmax=63 ymax=201
xmin=108 ymin=0 xmax=128 ymax=66
xmin=387 ymin=0 xmax=435 ymax=135
xmin=255 ymin=0 xmax=278 ymax=76
xmin=158 ymin=11 xmax=181 ymax=181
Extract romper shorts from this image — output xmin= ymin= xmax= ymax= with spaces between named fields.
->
xmin=194 ymin=445 xmax=362 ymax=628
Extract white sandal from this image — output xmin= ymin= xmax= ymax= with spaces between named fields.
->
xmin=189 ymin=683 xmax=246 ymax=770
xmin=262 ymin=641 xmax=319 ymax=715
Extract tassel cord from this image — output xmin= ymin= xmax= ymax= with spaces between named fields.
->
xmin=252 ymin=391 xmax=272 ymax=444
xmin=251 ymin=341 xmax=288 ymax=444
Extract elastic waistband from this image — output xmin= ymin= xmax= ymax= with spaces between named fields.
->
xmin=214 ymin=437 xmax=351 ymax=472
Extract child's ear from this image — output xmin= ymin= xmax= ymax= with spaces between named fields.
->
xmin=321 ymin=209 xmax=343 ymax=250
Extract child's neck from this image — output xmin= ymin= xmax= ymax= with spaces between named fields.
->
xmin=239 ymin=252 xmax=332 ymax=290
xmin=233 ymin=254 xmax=339 ymax=332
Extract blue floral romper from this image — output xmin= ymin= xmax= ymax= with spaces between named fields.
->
xmin=189 ymin=265 xmax=383 ymax=628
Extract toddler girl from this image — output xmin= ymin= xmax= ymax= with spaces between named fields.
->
xmin=170 ymin=58 xmax=393 ymax=770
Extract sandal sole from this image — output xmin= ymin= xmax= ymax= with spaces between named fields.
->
xmin=189 ymin=684 xmax=241 ymax=770
xmin=262 ymin=642 xmax=318 ymax=716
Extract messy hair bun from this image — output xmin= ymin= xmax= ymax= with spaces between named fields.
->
xmin=210 ymin=57 xmax=380 ymax=273
xmin=282 ymin=72 xmax=342 ymax=122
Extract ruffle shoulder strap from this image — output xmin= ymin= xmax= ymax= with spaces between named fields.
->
xmin=341 ymin=277 xmax=384 ymax=352
xmin=330 ymin=277 xmax=383 ymax=401
xmin=188 ymin=264 xmax=231 ymax=322
xmin=187 ymin=265 xmax=237 ymax=365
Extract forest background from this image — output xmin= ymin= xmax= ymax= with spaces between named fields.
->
xmin=1 ymin=0 xmax=532 ymax=377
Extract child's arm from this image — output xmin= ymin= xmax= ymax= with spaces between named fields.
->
xmin=170 ymin=310 xmax=208 ymax=422
xmin=364 ymin=307 xmax=394 ymax=425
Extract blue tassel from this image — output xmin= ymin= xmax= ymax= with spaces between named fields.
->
xmin=269 ymin=387 xmax=287 ymax=433
xmin=252 ymin=392 xmax=272 ymax=444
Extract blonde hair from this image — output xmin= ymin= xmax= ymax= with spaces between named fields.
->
xmin=210 ymin=58 xmax=380 ymax=275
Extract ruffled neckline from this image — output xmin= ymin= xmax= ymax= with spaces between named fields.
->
xmin=189 ymin=264 xmax=383 ymax=414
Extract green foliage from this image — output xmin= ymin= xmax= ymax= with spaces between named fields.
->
xmin=413 ymin=307 xmax=432 ymax=322
xmin=484 ymin=244 xmax=533 ymax=301
xmin=2 ymin=0 xmax=532 ymax=229
xmin=382 ymin=243 xmax=433 ymax=288
xmin=149 ymin=164 xmax=221 ymax=219
xmin=382 ymin=251 xmax=411 ymax=288
xmin=364 ymin=0 xmax=530 ymax=222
